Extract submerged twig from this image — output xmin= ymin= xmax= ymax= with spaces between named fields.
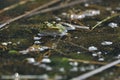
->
xmin=28 ymin=0 xmax=88 ymax=17
xmin=91 ymin=13 xmax=120 ymax=30
xmin=71 ymin=59 xmax=120 ymax=80
xmin=0 ymin=0 xmax=32 ymax=14
xmin=0 ymin=0 xmax=61 ymax=29
xmin=67 ymin=41 xmax=89 ymax=51
xmin=69 ymin=58 xmax=120 ymax=67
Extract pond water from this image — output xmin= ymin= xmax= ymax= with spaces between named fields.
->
xmin=0 ymin=0 xmax=120 ymax=80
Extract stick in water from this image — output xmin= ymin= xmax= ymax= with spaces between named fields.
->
xmin=71 ymin=59 xmax=120 ymax=80
xmin=0 ymin=0 xmax=61 ymax=29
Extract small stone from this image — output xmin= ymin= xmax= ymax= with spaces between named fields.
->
xmin=84 ymin=10 xmax=100 ymax=17
xmin=98 ymin=57 xmax=104 ymax=61
xmin=34 ymin=41 xmax=41 ymax=44
xmin=108 ymin=22 xmax=118 ymax=28
xmin=14 ymin=73 xmax=19 ymax=78
xmin=39 ymin=46 xmax=49 ymax=52
xmin=88 ymin=46 xmax=98 ymax=51
xmin=33 ymin=62 xmax=40 ymax=66
xmin=19 ymin=50 xmax=29 ymax=54
xmin=84 ymin=3 xmax=89 ymax=7
xmin=39 ymin=64 xmax=47 ymax=68
xmin=54 ymin=75 xmax=63 ymax=80
xmin=46 ymin=66 xmax=52 ymax=71
xmin=40 ymin=74 xmax=49 ymax=80
xmin=80 ymin=67 xmax=86 ymax=72
xmin=1 ymin=42 xmax=7 ymax=46
xmin=26 ymin=58 xmax=35 ymax=63
xmin=101 ymin=41 xmax=113 ymax=46
xmin=8 ymin=41 xmax=12 ymax=44
xmin=70 ymin=67 xmax=78 ymax=72
xmin=41 ymin=57 xmax=51 ymax=63
xmin=77 ymin=51 xmax=81 ymax=54
xmin=34 ymin=37 xmax=41 ymax=40
xmin=97 ymin=52 xmax=102 ymax=55
xmin=74 ymin=36 xmax=78 ymax=39
xmin=69 ymin=62 xmax=78 ymax=66
xmin=59 ymin=67 xmax=65 ymax=72
xmin=92 ymin=53 xmax=97 ymax=57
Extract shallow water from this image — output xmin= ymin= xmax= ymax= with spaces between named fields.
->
xmin=0 ymin=0 xmax=120 ymax=80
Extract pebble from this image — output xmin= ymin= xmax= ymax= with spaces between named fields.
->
xmin=1 ymin=42 xmax=7 ymax=46
xmin=69 ymin=62 xmax=78 ymax=66
xmin=39 ymin=46 xmax=49 ymax=52
xmin=8 ymin=41 xmax=12 ymax=44
xmin=34 ymin=37 xmax=41 ymax=40
xmin=41 ymin=57 xmax=51 ymax=63
xmin=54 ymin=75 xmax=63 ymax=80
xmin=74 ymin=36 xmax=78 ymax=39
xmin=39 ymin=64 xmax=47 ymax=68
xmin=88 ymin=46 xmax=98 ymax=51
xmin=84 ymin=3 xmax=89 ymax=7
xmin=108 ymin=22 xmax=118 ymax=28
xmin=77 ymin=51 xmax=81 ymax=54
xmin=59 ymin=67 xmax=65 ymax=72
xmin=92 ymin=53 xmax=97 ymax=57
xmin=98 ymin=57 xmax=104 ymax=61
xmin=46 ymin=66 xmax=52 ymax=71
xmin=70 ymin=67 xmax=78 ymax=72
xmin=80 ymin=67 xmax=86 ymax=72
xmin=34 ymin=41 xmax=41 ymax=44
xmin=101 ymin=41 xmax=113 ymax=46
xmin=40 ymin=74 xmax=49 ymax=80
xmin=84 ymin=10 xmax=100 ymax=17
xmin=26 ymin=58 xmax=36 ymax=63
xmin=19 ymin=50 xmax=29 ymax=54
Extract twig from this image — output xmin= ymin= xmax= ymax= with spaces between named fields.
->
xmin=0 ymin=0 xmax=61 ymax=29
xmin=69 ymin=58 xmax=120 ymax=67
xmin=28 ymin=0 xmax=88 ymax=17
xmin=71 ymin=59 xmax=120 ymax=80
xmin=67 ymin=41 xmax=89 ymax=51
xmin=91 ymin=13 xmax=120 ymax=30
xmin=0 ymin=0 xmax=32 ymax=14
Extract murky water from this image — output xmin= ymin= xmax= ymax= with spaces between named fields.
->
xmin=0 ymin=0 xmax=120 ymax=80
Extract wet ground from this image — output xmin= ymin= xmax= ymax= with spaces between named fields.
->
xmin=0 ymin=0 xmax=120 ymax=80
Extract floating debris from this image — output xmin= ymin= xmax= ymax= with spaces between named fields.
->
xmin=108 ymin=22 xmax=118 ymax=28
xmin=101 ymin=41 xmax=113 ymax=46
xmin=88 ymin=46 xmax=98 ymax=51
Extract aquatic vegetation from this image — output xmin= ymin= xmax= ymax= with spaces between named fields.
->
xmin=8 ymin=50 xmax=18 ymax=54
